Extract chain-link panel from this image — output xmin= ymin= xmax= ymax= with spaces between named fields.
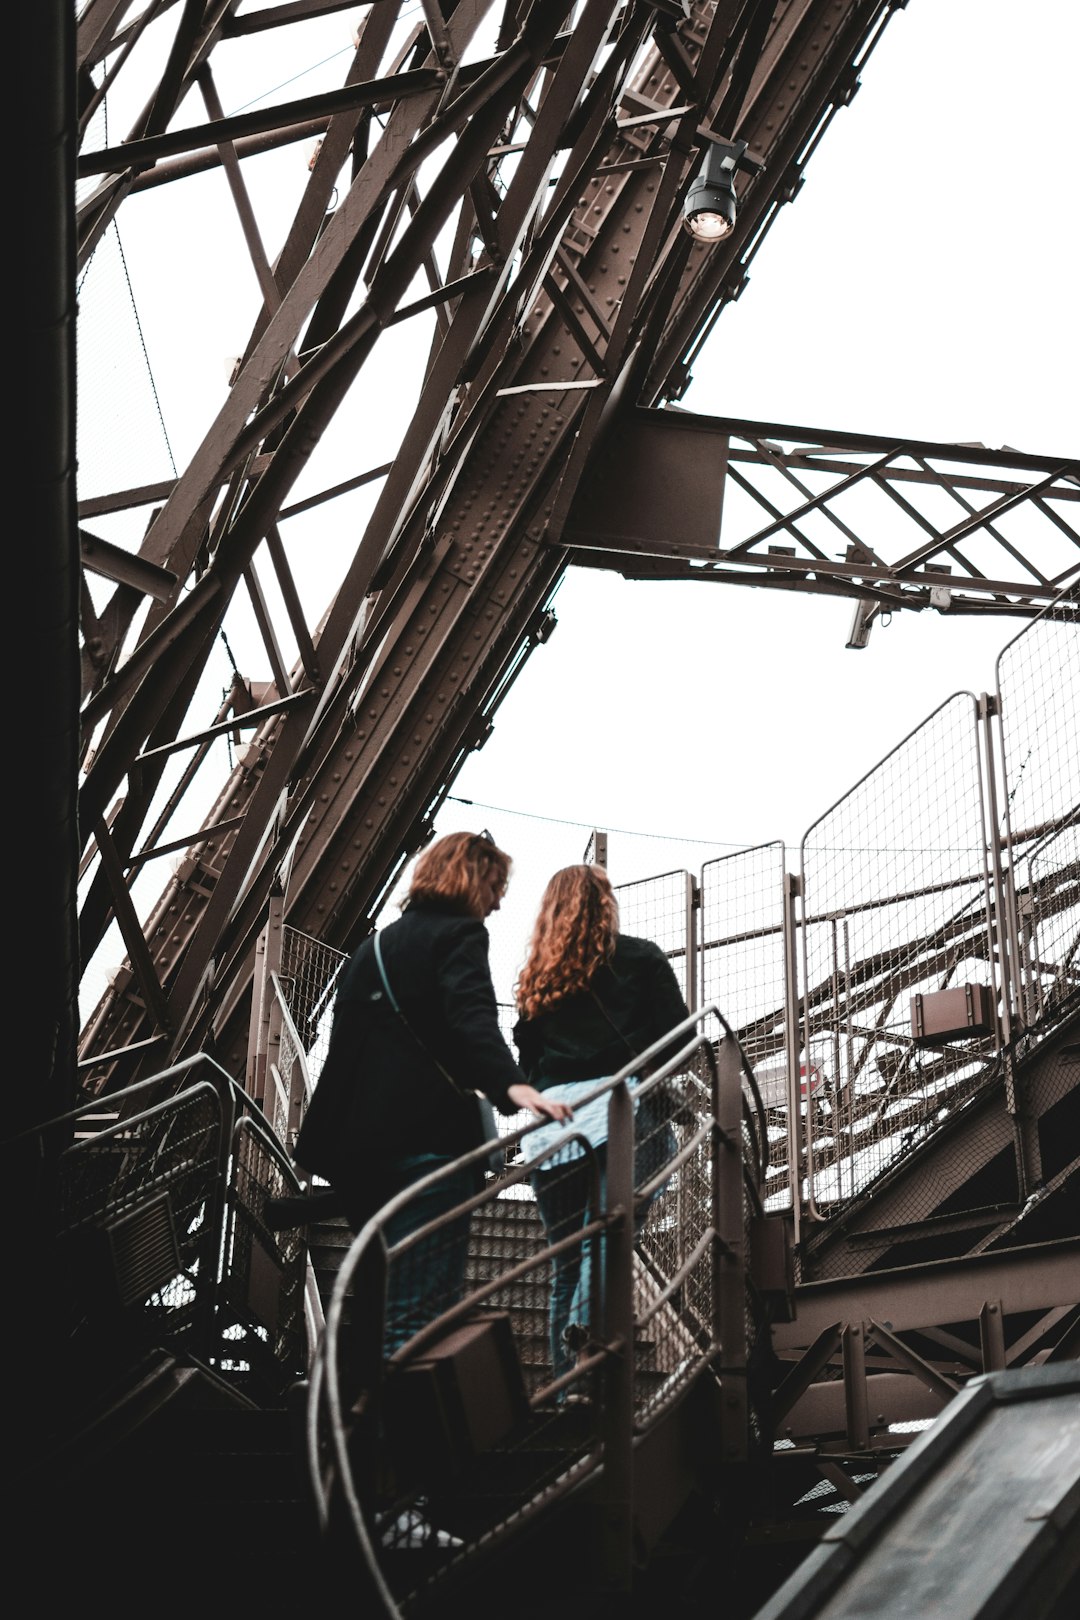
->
xmin=279 ymin=927 xmax=347 ymax=1082
xmin=700 ymin=842 xmax=787 ymax=1050
xmin=56 ymin=1082 xmax=226 ymax=1359
xmin=310 ymin=1015 xmax=771 ymax=1600
xmin=700 ymin=842 xmax=792 ymax=1208
xmin=220 ymin=1117 xmax=309 ymax=1400
xmin=632 ymin=1060 xmax=714 ymax=1420
xmin=1019 ymin=821 xmax=1080 ymax=1029
xmin=610 ymin=870 xmax=718 ymax=1414
xmin=615 ymin=867 xmax=696 ymax=1004
xmin=799 ymin=693 xmax=997 ymax=1218
xmin=996 ymin=593 xmax=1080 ymax=1034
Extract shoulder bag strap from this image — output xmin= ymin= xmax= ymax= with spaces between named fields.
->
xmin=590 ymin=973 xmax=666 ymax=1084
xmin=373 ymin=931 xmax=464 ymax=1096
xmin=588 ymin=976 xmax=637 ymax=1060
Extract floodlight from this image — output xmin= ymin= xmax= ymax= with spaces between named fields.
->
xmin=683 ymin=141 xmax=741 ymax=241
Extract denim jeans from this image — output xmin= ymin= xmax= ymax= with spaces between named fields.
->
xmin=531 ymin=1149 xmax=606 ymax=1383
xmin=530 ymin=1115 xmax=676 ymax=1385
xmin=379 ymin=1153 xmax=476 ymax=1357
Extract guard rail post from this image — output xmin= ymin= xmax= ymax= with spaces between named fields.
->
xmin=715 ymin=1032 xmax=749 ymax=1462
xmin=597 ymin=1079 xmax=636 ymax=1598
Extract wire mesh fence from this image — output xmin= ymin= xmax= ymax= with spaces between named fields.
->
xmin=42 ymin=1061 xmax=309 ymax=1409
xmin=279 ymin=926 xmax=348 ymax=1086
xmin=56 ymin=1081 xmax=225 ymax=1347
xmin=699 ymin=840 xmax=793 ymax=1207
xmin=272 ymin=595 xmax=1076 ymax=1237
xmin=995 ymin=593 xmax=1080 ymax=1033
xmin=798 ymin=691 xmax=996 ymax=1214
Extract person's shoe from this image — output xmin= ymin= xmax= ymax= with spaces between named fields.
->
xmin=564 ymin=1324 xmax=602 ymax=1369
xmin=562 ymin=1321 xmax=591 ymax=1356
xmin=387 ymin=1502 xmax=464 ymax=1550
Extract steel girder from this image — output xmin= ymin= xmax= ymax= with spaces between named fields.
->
xmin=769 ymin=1238 xmax=1080 ymax=1445
xmin=72 ymin=0 xmax=1073 ymax=1095
xmin=565 ymin=409 xmax=1080 ymax=625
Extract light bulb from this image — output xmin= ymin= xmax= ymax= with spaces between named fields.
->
xmin=687 ymin=209 xmax=735 ymax=242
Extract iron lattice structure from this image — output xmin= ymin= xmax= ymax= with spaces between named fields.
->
xmin=70 ymin=0 xmax=1079 ymax=1097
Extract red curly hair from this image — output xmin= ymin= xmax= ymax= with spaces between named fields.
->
xmin=514 ymin=864 xmax=619 ymax=1018
xmin=406 ymin=831 xmax=511 ymax=920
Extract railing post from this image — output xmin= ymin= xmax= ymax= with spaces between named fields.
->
xmin=203 ymin=1065 xmax=240 ymax=1367
xmin=246 ymin=886 xmax=286 ymax=1108
xmin=978 ymin=693 xmax=1019 ymax=1046
xmin=714 ymin=1034 xmax=749 ymax=1463
xmin=584 ymin=828 xmax=608 ymax=868
xmin=598 ymin=1080 xmax=635 ymax=1599
xmin=782 ymin=870 xmax=808 ymax=1241
xmin=841 ymin=1321 xmax=870 ymax=1450
xmin=685 ymin=871 xmax=700 ymax=1013
xmin=979 ymin=692 xmax=1043 ymax=1200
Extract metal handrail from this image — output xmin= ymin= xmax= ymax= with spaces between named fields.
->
xmin=307 ymin=1004 xmax=767 ymax=1615
xmin=15 ymin=1054 xmax=310 ymax=1396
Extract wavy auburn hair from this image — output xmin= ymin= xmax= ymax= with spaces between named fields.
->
xmin=406 ymin=831 xmax=511 ymax=920
xmin=515 ymin=864 xmax=619 ymax=1018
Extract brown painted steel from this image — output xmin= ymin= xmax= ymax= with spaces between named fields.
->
xmin=78 ymin=1 xmax=928 ymax=1091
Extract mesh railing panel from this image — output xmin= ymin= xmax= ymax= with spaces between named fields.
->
xmin=1018 ymin=821 xmax=1080 ymax=1028
xmin=700 ymin=842 xmax=791 ymax=1207
xmin=279 ymin=927 xmax=347 ymax=1082
xmin=55 ymin=1082 xmax=227 ymax=1371
xmin=48 ymin=1063 xmax=310 ymax=1404
xmin=799 ymin=693 xmax=997 ymax=1215
xmin=996 ymin=595 xmax=1080 ymax=1033
xmin=631 ymin=1060 xmax=714 ymax=1416
xmin=996 ymin=595 xmax=1079 ymax=844
xmin=275 ymin=928 xmax=347 ymax=1166
xmin=220 ymin=1117 xmax=310 ymax=1396
xmin=615 ymin=867 xmax=695 ymax=1003
xmin=700 ymin=842 xmax=787 ymax=1053
xmin=606 ymin=872 xmax=717 ymax=1406
xmin=312 ymin=1015 xmax=768 ymax=1604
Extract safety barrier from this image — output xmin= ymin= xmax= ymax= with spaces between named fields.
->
xmin=614 ymin=593 xmax=1077 ymax=1229
xmin=261 ymin=594 xmax=1075 ymax=1270
xmin=13 ymin=1055 xmax=311 ymax=1413
xmin=304 ymin=1006 xmax=771 ymax=1616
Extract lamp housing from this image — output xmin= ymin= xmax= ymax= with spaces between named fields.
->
xmin=683 ymin=139 xmax=746 ymax=242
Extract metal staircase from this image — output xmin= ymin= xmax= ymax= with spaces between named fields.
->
xmin=9 ymin=978 xmax=1078 ymax=1616
xmin=20 ymin=8 xmax=1079 ymax=1613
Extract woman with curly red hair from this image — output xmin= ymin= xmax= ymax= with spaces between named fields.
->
xmin=513 ymin=864 xmax=690 ymax=1386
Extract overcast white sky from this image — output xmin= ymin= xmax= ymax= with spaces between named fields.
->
xmin=78 ymin=0 xmax=1079 ymax=1014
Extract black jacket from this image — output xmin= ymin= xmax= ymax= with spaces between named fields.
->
xmin=513 ymin=934 xmax=691 ymax=1087
xmin=294 ymin=897 xmax=524 ymax=1196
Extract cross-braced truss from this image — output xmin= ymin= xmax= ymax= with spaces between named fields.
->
xmin=73 ymin=1 xmax=1079 ymax=1092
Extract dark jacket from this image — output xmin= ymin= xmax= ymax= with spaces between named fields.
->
xmin=513 ymin=934 xmax=691 ymax=1087
xmin=294 ymin=896 xmax=525 ymax=1199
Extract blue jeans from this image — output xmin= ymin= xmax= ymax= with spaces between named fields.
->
xmin=379 ymin=1154 xmax=476 ymax=1357
xmin=530 ymin=1115 xmax=676 ymax=1385
xmin=531 ymin=1149 xmax=606 ymax=1383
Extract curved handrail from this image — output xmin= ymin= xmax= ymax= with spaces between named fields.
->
xmin=13 ymin=1054 xmax=312 ymax=1392
xmin=307 ymin=1003 xmax=768 ymax=1614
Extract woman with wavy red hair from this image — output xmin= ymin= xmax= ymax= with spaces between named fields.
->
xmin=513 ymin=864 xmax=690 ymax=1386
